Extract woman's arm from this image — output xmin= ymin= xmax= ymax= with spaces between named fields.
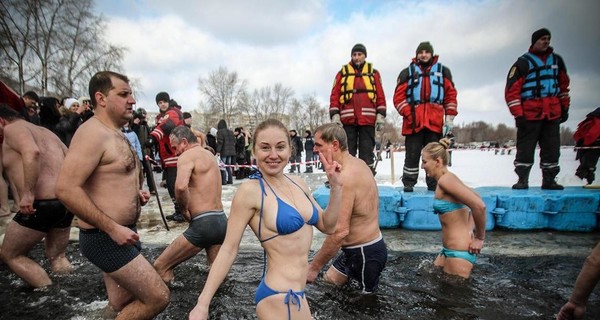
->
xmin=189 ymin=182 xmax=258 ymax=320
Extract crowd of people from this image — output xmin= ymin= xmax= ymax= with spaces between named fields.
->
xmin=0 ymin=25 xmax=598 ymax=320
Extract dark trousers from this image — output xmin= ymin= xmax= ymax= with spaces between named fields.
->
xmin=165 ymin=166 xmax=180 ymax=214
xmin=290 ymin=154 xmax=301 ymax=172
xmin=402 ymin=129 xmax=441 ymax=188
xmin=514 ymin=120 xmax=561 ymax=172
xmin=343 ymin=125 xmax=375 ymax=167
xmin=305 ymin=150 xmax=314 ymax=170
xmin=576 ymin=148 xmax=600 ymax=183
xmin=222 ymin=155 xmax=234 ymax=183
xmin=141 ymin=160 xmax=155 ymax=191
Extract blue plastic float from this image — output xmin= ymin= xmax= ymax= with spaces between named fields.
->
xmin=312 ymin=185 xmax=600 ymax=232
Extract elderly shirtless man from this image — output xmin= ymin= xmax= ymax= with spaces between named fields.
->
xmin=307 ymin=123 xmax=388 ymax=293
xmin=154 ymin=125 xmax=226 ymax=284
xmin=56 ymin=71 xmax=169 ymax=319
xmin=0 ymin=103 xmax=72 ymax=288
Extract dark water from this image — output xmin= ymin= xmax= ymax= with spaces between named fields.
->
xmin=1 ymin=234 xmax=600 ymax=320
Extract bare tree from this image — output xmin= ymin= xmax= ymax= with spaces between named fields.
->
xmin=1 ymin=0 xmax=124 ymax=97
xmin=0 ymin=0 xmax=34 ymax=93
xmin=51 ymin=0 xmax=124 ymax=97
xmin=198 ymin=66 xmax=247 ymax=124
xmin=289 ymin=93 xmax=327 ymax=133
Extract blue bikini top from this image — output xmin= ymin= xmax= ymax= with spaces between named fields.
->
xmin=433 ymin=198 xmax=466 ymax=215
xmin=250 ymin=170 xmax=319 ymax=243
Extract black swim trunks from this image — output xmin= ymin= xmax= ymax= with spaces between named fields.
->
xmin=79 ymin=225 xmax=142 ymax=273
xmin=13 ymin=199 xmax=74 ymax=233
xmin=183 ymin=211 xmax=227 ymax=248
xmin=332 ymin=234 xmax=388 ymax=293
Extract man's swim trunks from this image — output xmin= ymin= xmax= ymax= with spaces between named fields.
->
xmin=13 ymin=199 xmax=74 ymax=233
xmin=332 ymin=233 xmax=388 ymax=293
xmin=183 ymin=210 xmax=227 ymax=248
xmin=79 ymin=224 xmax=141 ymax=273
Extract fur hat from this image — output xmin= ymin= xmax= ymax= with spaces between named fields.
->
xmin=351 ymin=43 xmax=367 ymax=57
xmin=155 ymin=91 xmax=170 ymax=104
xmin=531 ymin=28 xmax=551 ymax=45
xmin=210 ymin=127 xmax=217 ymax=136
xmin=416 ymin=41 xmax=434 ymax=55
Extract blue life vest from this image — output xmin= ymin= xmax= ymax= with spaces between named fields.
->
xmin=519 ymin=52 xmax=559 ymax=100
xmin=406 ymin=62 xmax=444 ymax=105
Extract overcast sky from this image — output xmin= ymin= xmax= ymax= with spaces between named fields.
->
xmin=96 ymin=0 xmax=599 ymax=130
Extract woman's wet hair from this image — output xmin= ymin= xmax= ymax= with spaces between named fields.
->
xmin=423 ymin=138 xmax=451 ymax=165
xmin=252 ymin=119 xmax=290 ymax=153
xmin=314 ymin=123 xmax=348 ymax=151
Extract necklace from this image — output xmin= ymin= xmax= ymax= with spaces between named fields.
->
xmin=94 ymin=117 xmax=139 ymax=161
xmin=267 ymin=176 xmax=299 ymax=209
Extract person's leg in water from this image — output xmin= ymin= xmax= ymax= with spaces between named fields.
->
xmin=103 ymin=255 xmax=170 ymax=319
xmin=0 ymin=221 xmax=53 ymax=287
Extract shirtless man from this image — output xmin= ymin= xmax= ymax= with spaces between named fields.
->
xmin=56 ymin=71 xmax=169 ymax=319
xmin=153 ymin=125 xmax=227 ymax=284
xmin=307 ymin=123 xmax=387 ymax=293
xmin=0 ymin=104 xmax=72 ymax=288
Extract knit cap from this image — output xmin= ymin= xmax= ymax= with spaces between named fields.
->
xmin=351 ymin=43 xmax=367 ymax=57
xmin=155 ymin=91 xmax=170 ymax=104
xmin=416 ymin=41 xmax=434 ymax=55
xmin=531 ymin=28 xmax=551 ymax=45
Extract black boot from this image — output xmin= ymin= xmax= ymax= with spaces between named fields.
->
xmin=512 ymin=166 xmax=531 ymax=190
xmin=541 ymin=167 xmax=564 ymax=190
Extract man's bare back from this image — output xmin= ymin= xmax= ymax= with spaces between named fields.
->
xmin=181 ymin=145 xmax=223 ymax=216
xmin=340 ymin=154 xmax=381 ymax=246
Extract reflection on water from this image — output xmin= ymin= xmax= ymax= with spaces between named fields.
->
xmin=1 ymin=236 xmax=599 ymax=320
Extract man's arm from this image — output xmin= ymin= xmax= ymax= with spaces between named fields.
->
xmin=174 ymin=152 xmax=194 ymax=221
xmin=308 ymin=183 xmax=354 ymax=280
xmin=4 ymin=125 xmax=40 ymax=213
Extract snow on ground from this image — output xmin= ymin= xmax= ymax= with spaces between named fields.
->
xmin=353 ymin=147 xmax=586 ymax=188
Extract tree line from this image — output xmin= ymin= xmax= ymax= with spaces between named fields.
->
xmin=0 ymin=0 xmax=124 ymax=98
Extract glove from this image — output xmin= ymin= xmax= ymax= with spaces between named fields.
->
xmin=331 ymin=114 xmax=342 ymax=126
xmin=375 ymin=114 xmax=385 ymax=131
xmin=515 ymin=116 xmax=527 ymax=128
xmin=443 ymin=115 xmax=455 ymax=137
xmin=145 ymin=136 xmax=156 ymax=148
xmin=560 ymin=110 xmax=569 ymax=123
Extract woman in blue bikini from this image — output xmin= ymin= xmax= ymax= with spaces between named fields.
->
xmin=421 ymin=138 xmax=486 ymax=278
xmin=189 ymin=119 xmax=343 ymax=320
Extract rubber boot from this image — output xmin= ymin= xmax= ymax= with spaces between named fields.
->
xmin=512 ymin=166 xmax=531 ymax=190
xmin=541 ymin=167 xmax=564 ymax=190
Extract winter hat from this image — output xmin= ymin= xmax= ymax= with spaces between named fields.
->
xmin=416 ymin=41 xmax=434 ymax=55
xmin=64 ymin=98 xmax=79 ymax=109
xmin=210 ymin=127 xmax=217 ymax=136
xmin=351 ymin=43 xmax=367 ymax=57
xmin=155 ymin=91 xmax=170 ymax=104
xmin=183 ymin=112 xmax=192 ymax=119
xmin=531 ymin=28 xmax=551 ymax=45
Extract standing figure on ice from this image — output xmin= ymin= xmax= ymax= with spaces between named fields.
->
xmin=505 ymin=28 xmax=570 ymax=190
xmin=393 ymin=41 xmax=458 ymax=192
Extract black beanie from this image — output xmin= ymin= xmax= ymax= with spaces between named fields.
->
xmin=351 ymin=43 xmax=367 ymax=57
xmin=531 ymin=28 xmax=551 ymax=45
xmin=416 ymin=41 xmax=434 ymax=55
xmin=183 ymin=112 xmax=192 ymax=119
xmin=155 ymin=91 xmax=170 ymax=104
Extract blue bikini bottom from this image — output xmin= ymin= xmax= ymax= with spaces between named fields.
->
xmin=255 ymin=277 xmax=305 ymax=319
